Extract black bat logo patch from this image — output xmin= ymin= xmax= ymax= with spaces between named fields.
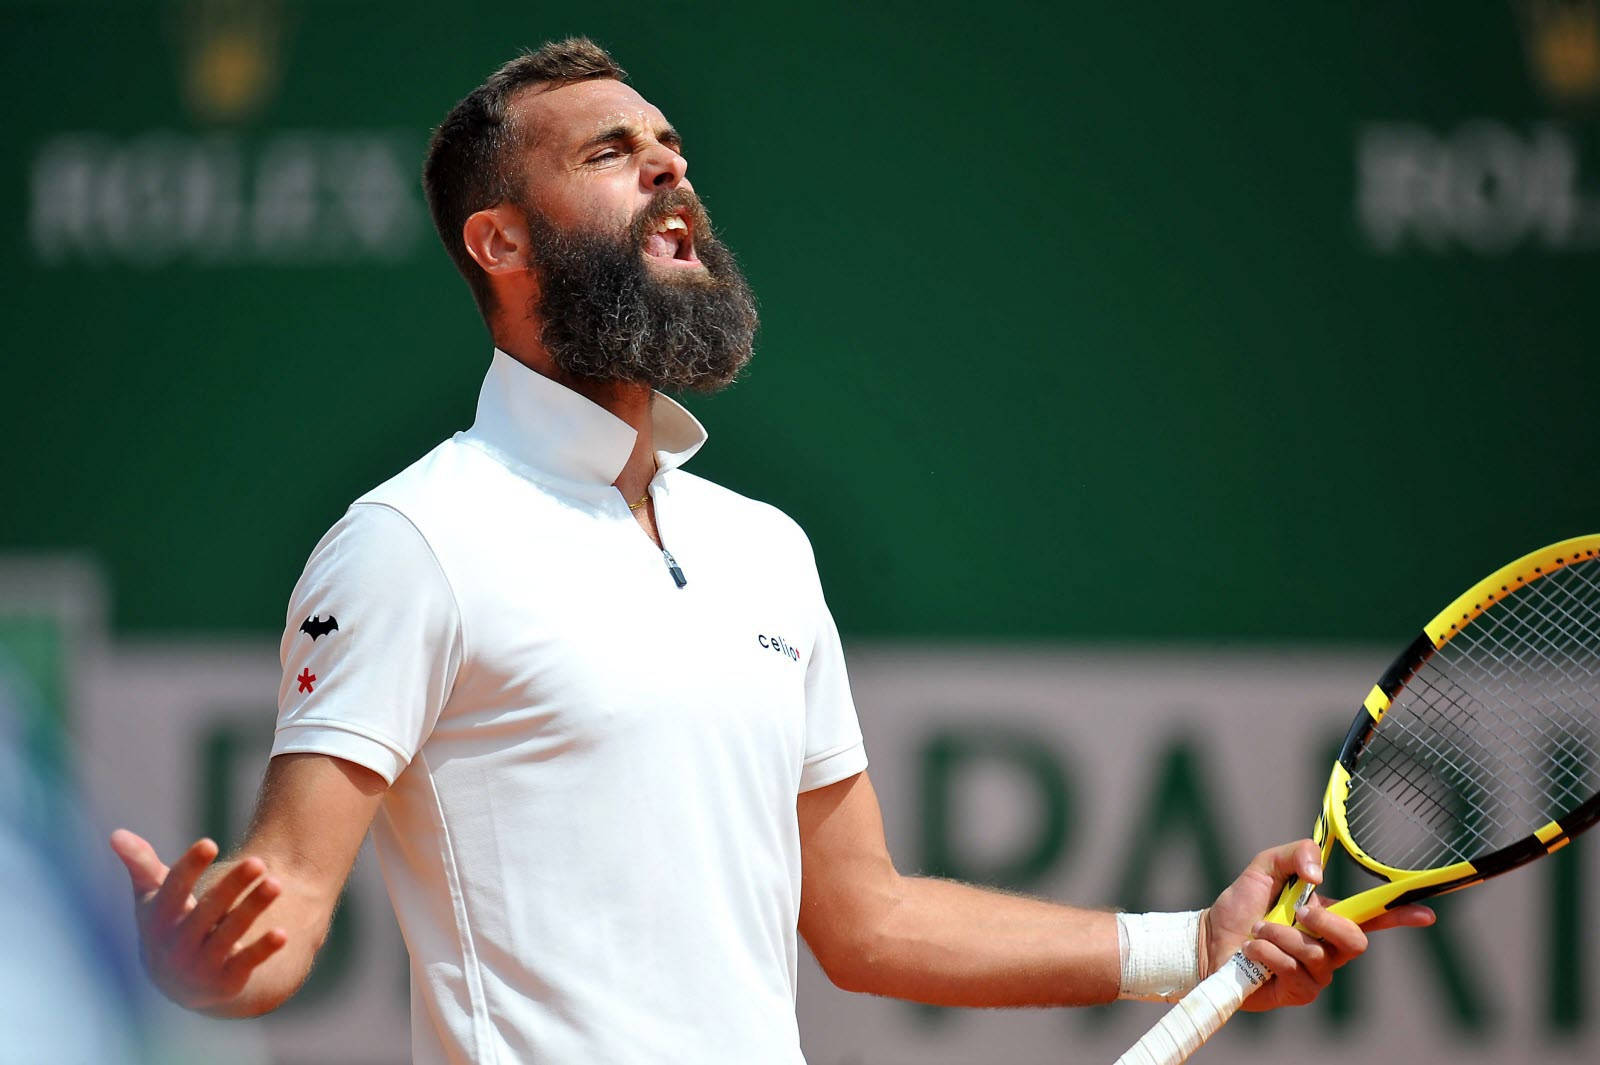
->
xmin=299 ymin=615 xmax=339 ymax=640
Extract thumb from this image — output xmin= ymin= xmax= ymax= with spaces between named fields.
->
xmin=1255 ymin=838 xmax=1323 ymax=891
xmin=109 ymin=829 xmax=168 ymax=897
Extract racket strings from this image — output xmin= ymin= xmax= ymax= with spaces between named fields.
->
xmin=1425 ymin=603 xmax=1588 ymax=801
xmin=1387 ymin=573 xmax=1600 ymax=851
xmin=1354 ymin=705 xmax=1517 ymax=862
xmin=1351 ymin=663 xmax=1588 ymax=868
xmin=1344 ymin=558 xmax=1600 ymax=871
xmin=1458 ymin=569 xmax=1600 ymax=793
xmin=1373 ymin=597 xmax=1586 ymax=840
xmin=1449 ymin=585 xmax=1597 ymax=804
xmin=1473 ymin=573 xmax=1600 ymax=701
xmin=1354 ymin=570 xmax=1600 ymax=864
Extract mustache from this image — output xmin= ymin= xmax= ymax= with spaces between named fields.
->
xmin=629 ymin=187 xmax=715 ymax=247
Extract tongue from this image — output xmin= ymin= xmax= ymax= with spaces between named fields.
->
xmin=644 ymin=233 xmax=677 ymax=258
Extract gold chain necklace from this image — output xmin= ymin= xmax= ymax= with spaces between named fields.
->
xmin=626 ymin=460 xmax=659 ymax=512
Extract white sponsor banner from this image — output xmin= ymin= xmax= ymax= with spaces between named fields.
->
xmin=78 ymin=641 xmax=407 ymax=1064
xmin=799 ymin=648 xmax=1597 ymax=1065
xmin=13 ymin=558 xmax=1586 ymax=1065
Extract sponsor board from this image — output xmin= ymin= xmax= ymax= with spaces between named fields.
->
xmin=799 ymin=649 xmax=1596 ymax=1065
xmin=9 ymin=562 xmax=1595 ymax=1063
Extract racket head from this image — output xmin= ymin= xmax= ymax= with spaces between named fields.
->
xmin=1321 ymin=535 xmax=1600 ymax=922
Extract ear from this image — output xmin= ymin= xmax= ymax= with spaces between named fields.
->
xmin=462 ymin=203 xmax=530 ymax=277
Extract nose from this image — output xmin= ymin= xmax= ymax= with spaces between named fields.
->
xmin=640 ymin=142 xmax=687 ymax=190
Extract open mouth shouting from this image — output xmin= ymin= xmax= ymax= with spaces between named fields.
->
xmin=641 ymin=207 xmax=703 ymax=268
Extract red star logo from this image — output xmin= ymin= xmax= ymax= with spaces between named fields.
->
xmin=297 ymin=668 xmax=316 ymax=693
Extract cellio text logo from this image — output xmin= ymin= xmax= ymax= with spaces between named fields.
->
xmin=757 ymin=633 xmax=800 ymax=662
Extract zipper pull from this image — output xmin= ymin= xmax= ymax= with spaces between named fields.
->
xmin=661 ymin=548 xmax=687 ymax=588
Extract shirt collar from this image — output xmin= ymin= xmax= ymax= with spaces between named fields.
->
xmin=464 ymin=348 xmax=707 ymax=487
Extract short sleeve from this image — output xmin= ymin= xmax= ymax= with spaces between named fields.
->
xmin=799 ymin=590 xmax=868 ymax=793
xmin=273 ymin=503 xmax=463 ymax=784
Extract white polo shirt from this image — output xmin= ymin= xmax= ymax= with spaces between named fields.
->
xmin=272 ymin=349 xmax=867 ymax=1065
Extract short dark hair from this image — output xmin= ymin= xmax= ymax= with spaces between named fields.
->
xmin=422 ymin=38 xmax=628 ymax=322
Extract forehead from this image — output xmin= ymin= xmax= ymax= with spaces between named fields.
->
xmin=514 ymin=78 xmax=671 ymax=150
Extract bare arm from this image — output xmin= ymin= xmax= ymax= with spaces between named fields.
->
xmin=798 ymin=770 xmax=1121 ymax=1005
xmin=110 ymin=752 xmax=387 ymax=1017
xmin=796 ymin=772 xmax=1432 ymax=1010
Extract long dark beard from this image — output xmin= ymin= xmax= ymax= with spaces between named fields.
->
xmin=523 ymin=189 xmax=758 ymax=393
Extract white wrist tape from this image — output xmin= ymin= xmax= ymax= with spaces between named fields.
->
xmin=1116 ymin=910 xmax=1203 ymax=1002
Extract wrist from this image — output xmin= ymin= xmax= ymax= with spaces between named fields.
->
xmin=1115 ymin=909 xmax=1203 ymax=1002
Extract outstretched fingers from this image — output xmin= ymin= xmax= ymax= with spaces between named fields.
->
xmin=149 ymin=838 xmax=220 ymax=925
xmin=175 ymin=858 xmax=267 ymax=954
xmin=109 ymin=829 xmax=169 ymax=898
xmin=219 ymin=928 xmax=289 ymax=993
xmin=201 ymin=877 xmax=284 ymax=969
xmin=107 ymin=829 xmax=303 ymax=1011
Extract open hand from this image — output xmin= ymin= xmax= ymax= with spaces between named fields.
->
xmin=109 ymin=830 xmax=287 ymax=1010
xmin=1203 ymin=839 xmax=1435 ymax=1011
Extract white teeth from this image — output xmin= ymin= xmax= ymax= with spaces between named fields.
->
xmin=658 ymin=216 xmax=688 ymax=233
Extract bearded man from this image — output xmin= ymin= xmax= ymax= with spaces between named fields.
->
xmin=108 ymin=38 xmax=1432 ymax=1064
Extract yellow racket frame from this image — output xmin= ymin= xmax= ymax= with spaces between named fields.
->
xmin=1263 ymin=533 xmax=1600 ymax=929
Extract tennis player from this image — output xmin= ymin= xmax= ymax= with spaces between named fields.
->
xmin=109 ymin=39 xmax=1433 ymax=1063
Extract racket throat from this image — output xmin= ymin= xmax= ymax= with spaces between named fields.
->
xmin=1262 ymin=875 xmax=1314 ymax=928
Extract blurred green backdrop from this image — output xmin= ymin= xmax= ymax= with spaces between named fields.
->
xmin=3 ymin=0 xmax=1597 ymax=641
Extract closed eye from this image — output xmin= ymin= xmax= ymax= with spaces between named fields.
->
xmin=577 ymin=123 xmax=683 ymax=166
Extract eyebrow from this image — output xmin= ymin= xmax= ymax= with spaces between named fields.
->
xmin=577 ymin=122 xmax=682 ymax=155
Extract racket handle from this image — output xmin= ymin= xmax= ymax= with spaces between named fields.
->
xmin=1111 ymin=950 xmax=1270 ymax=1065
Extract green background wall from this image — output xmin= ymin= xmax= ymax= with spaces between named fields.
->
xmin=4 ymin=1 xmax=1597 ymax=641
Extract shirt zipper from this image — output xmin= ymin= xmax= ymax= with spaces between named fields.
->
xmin=660 ymin=547 xmax=687 ymax=588
xmin=628 ymin=480 xmax=687 ymax=590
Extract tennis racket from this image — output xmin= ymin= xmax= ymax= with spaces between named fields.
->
xmin=1114 ymin=534 xmax=1600 ymax=1065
